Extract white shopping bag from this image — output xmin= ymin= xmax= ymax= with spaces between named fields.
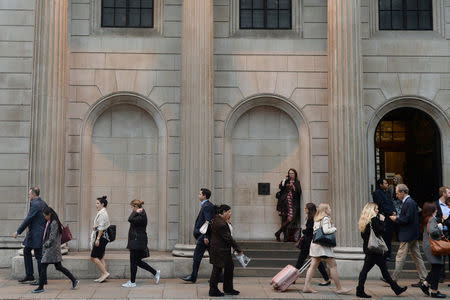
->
xmin=234 ymin=251 xmax=251 ymax=268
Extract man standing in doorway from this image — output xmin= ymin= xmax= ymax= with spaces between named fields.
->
xmin=13 ymin=187 xmax=47 ymax=285
xmin=372 ymin=178 xmax=395 ymax=261
xmin=389 ymin=184 xmax=427 ymax=287
xmin=182 ymin=188 xmax=216 ymax=283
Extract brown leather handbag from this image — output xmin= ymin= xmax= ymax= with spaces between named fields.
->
xmin=428 ymin=222 xmax=450 ymax=256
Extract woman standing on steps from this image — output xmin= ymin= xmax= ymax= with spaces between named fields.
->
xmin=356 ymin=202 xmax=407 ymax=298
xmin=90 ymin=196 xmax=110 ymax=282
xmin=302 ymin=203 xmax=351 ymax=295
xmin=295 ymin=203 xmax=330 ymax=286
xmin=122 ymin=199 xmax=160 ymax=288
xmin=275 ymin=168 xmax=302 ymax=242
xmin=32 ymin=207 xmax=78 ymax=294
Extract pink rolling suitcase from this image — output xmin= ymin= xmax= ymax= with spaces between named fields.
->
xmin=271 ymin=259 xmax=311 ymax=292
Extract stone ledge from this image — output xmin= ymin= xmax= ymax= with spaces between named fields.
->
xmin=11 ymin=251 xmax=212 ymax=280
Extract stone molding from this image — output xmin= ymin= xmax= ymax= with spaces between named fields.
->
xmin=229 ymin=0 xmax=302 ymax=37
xmin=366 ymin=96 xmax=450 ymax=192
xmin=89 ymin=0 xmax=164 ymax=36
xmin=368 ymin=0 xmax=445 ymax=38
xmin=222 ymin=94 xmax=312 ymax=213
xmin=78 ymin=92 xmax=168 ymax=250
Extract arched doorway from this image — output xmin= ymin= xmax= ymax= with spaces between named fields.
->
xmin=374 ymin=107 xmax=442 ymax=206
xmin=231 ymin=106 xmax=300 ymax=240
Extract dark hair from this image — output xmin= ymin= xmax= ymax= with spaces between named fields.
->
xmin=305 ymin=202 xmax=317 ymax=220
xmin=43 ymin=206 xmax=63 ymax=234
xmin=216 ymin=204 xmax=231 ymax=215
xmin=421 ymin=202 xmax=437 ymax=230
xmin=287 ymin=168 xmax=298 ymax=181
xmin=96 ymin=195 xmax=108 ymax=208
xmin=200 ymin=188 xmax=211 ymax=200
xmin=30 ymin=187 xmax=40 ymax=197
xmin=376 ymin=178 xmax=386 ymax=187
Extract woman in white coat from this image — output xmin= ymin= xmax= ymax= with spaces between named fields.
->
xmin=303 ymin=203 xmax=351 ymax=294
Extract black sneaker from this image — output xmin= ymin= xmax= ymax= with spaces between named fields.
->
xmin=431 ymin=291 xmax=446 ymax=298
xmin=72 ymin=279 xmax=79 ymax=290
xmin=31 ymin=288 xmax=44 ymax=294
xmin=18 ymin=276 xmax=34 ymax=283
xmin=224 ymin=289 xmax=240 ymax=295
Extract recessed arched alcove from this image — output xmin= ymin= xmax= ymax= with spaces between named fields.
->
xmin=223 ymin=95 xmax=311 ymax=240
xmin=79 ymin=93 xmax=168 ymax=251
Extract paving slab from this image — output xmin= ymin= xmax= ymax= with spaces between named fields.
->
xmin=0 ymin=269 xmax=448 ymax=299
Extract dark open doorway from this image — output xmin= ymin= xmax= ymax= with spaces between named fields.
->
xmin=374 ymin=108 xmax=443 ymax=207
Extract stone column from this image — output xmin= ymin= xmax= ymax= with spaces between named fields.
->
xmin=29 ymin=0 xmax=68 ymax=217
xmin=179 ymin=1 xmax=214 ymax=243
xmin=328 ymin=0 xmax=368 ymax=247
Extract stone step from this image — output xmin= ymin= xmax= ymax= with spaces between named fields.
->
xmin=242 ymin=249 xmax=298 ymax=259
xmin=237 ymin=240 xmax=297 ymax=251
xmin=11 ymin=251 xmax=213 ymax=280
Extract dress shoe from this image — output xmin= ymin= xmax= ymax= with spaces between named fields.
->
xmin=411 ymin=280 xmax=422 ymax=287
xmin=394 ymin=286 xmax=407 ymax=296
xmin=419 ymin=283 xmax=430 ymax=296
xmin=30 ymin=280 xmax=47 ymax=286
xmin=318 ymin=280 xmax=331 ymax=286
xmin=18 ymin=276 xmax=34 ymax=283
xmin=431 ymin=291 xmax=446 ymax=298
xmin=209 ymin=289 xmax=224 ymax=297
xmin=181 ymin=275 xmax=196 ymax=283
xmin=356 ymin=289 xmax=372 ymax=298
xmin=224 ymin=289 xmax=240 ymax=295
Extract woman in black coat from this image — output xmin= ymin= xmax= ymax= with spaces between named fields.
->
xmin=356 ymin=202 xmax=407 ymax=298
xmin=122 ymin=199 xmax=160 ymax=288
xmin=295 ymin=203 xmax=330 ymax=285
xmin=275 ymin=168 xmax=302 ymax=242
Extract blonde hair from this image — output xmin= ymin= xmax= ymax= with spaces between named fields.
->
xmin=130 ymin=199 xmax=144 ymax=208
xmin=314 ymin=203 xmax=331 ymax=222
xmin=358 ymin=202 xmax=378 ymax=232
xmin=393 ymin=174 xmax=403 ymax=184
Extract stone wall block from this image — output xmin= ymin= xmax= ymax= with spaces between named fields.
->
xmin=398 ymin=73 xmax=420 ymax=96
xmin=94 ymin=70 xmax=117 ymax=96
xmin=378 ymin=73 xmax=401 ymax=100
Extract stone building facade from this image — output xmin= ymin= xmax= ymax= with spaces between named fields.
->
xmin=0 ymin=0 xmax=449 ymax=267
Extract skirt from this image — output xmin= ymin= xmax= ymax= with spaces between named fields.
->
xmin=90 ymin=237 xmax=108 ymax=259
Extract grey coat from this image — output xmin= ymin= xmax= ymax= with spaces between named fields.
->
xmin=422 ymin=216 xmax=444 ymax=265
xmin=41 ymin=220 xmax=62 ymax=264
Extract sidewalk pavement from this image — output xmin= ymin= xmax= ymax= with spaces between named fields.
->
xmin=0 ymin=268 xmax=445 ymax=299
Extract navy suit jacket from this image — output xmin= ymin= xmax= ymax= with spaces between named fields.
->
xmin=17 ymin=197 xmax=47 ymax=249
xmin=372 ymin=188 xmax=395 ymax=216
xmin=193 ymin=200 xmax=215 ymax=241
xmin=395 ymin=196 xmax=420 ymax=242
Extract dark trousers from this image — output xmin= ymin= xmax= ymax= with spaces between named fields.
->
xmin=23 ymin=246 xmax=42 ymax=278
xmin=130 ymin=251 xmax=156 ymax=283
xmin=426 ymin=264 xmax=441 ymax=291
xmin=383 ymin=219 xmax=393 ymax=258
xmin=357 ymin=254 xmax=400 ymax=292
xmin=210 ymin=255 xmax=234 ymax=293
xmin=191 ymin=238 xmax=208 ymax=279
xmin=38 ymin=262 xmax=76 ymax=289
xmin=295 ymin=247 xmax=329 ymax=281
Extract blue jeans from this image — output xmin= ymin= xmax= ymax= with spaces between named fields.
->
xmin=23 ymin=246 xmax=42 ymax=278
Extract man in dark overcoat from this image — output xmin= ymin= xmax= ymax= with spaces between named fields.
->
xmin=182 ymin=188 xmax=216 ymax=283
xmin=209 ymin=204 xmax=241 ymax=297
xmin=13 ymin=187 xmax=47 ymax=284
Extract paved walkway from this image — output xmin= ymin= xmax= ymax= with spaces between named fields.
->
xmin=0 ymin=268 xmax=447 ymax=299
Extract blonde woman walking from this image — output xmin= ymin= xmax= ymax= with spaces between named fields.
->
xmin=302 ymin=203 xmax=351 ymax=294
xmin=356 ymin=203 xmax=407 ymax=298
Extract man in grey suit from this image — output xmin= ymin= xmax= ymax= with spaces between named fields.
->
xmin=389 ymin=184 xmax=427 ymax=286
xmin=13 ymin=187 xmax=47 ymax=284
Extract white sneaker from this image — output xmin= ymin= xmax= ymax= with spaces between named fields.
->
xmin=122 ymin=281 xmax=136 ymax=288
xmin=155 ymin=270 xmax=160 ymax=284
